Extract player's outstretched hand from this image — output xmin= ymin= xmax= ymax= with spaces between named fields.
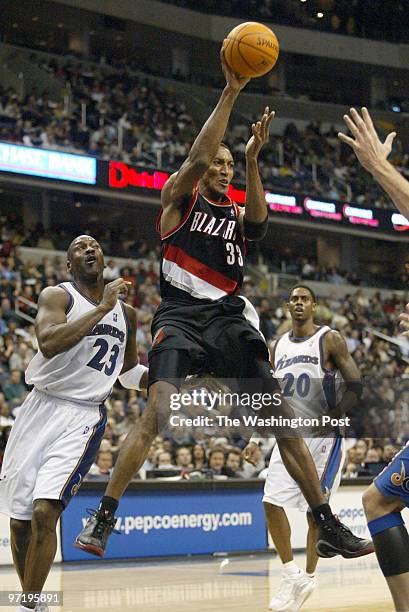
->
xmin=220 ymin=46 xmax=250 ymax=92
xmin=245 ymin=106 xmax=275 ymax=159
xmin=338 ymin=107 xmax=396 ymax=174
xmin=100 ymin=278 xmax=131 ymax=313
xmin=398 ymin=303 xmax=409 ymax=337
xmin=242 ymin=441 xmax=259 ymax=466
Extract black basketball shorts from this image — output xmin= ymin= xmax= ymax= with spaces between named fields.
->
xmin=148 ymin=295 xmax=269 ymax=389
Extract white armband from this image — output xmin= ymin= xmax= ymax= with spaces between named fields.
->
xmin=119 ymin=364 xmax=148 ymax=390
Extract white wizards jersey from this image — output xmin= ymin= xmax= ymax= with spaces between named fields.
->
xmin=273 ymin=325 xmax=342 ymax=420
xmin=26 ymin=282 xmax=129 ymax=404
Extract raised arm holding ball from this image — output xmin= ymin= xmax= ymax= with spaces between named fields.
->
xmin=76 ymin=40 xmax=373 ymax=564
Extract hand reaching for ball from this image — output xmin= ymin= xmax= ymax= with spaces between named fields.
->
xmin=245 ymin=106 xmax=275 ymax=159
xmin=220 ymin=46 xmax=250 ymax=92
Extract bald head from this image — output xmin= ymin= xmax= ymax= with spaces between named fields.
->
xmin=66 ymin=235 xmax=104 ymax=280
xmin=67 ymin=235 xmax=99 ymax=262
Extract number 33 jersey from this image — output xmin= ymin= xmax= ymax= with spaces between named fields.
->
xmin=272 ymin=325 xmax=342 ymax=420
xmin=157 ymin=187 xmax=245 ymax=302
xmin=26 ymin=282 xmax=128 ymax=404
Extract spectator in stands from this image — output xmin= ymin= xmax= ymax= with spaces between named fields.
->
xmin=88 ymin=450 xmax=114 ymax=478
xmin=8 ymin=341 xmax=34 ymax=372
xmin=175 ymin=446 xmax=193 ymax=469
xmin=2 ymin=370 xmax=27 ymax=407
xmin=383 ymin=443 xmax=397 ymax=463
xmin=226 ymin=449 xmax=243 ymax=478
xmin=156 ymin=450 xmax=176 ymax=470
xmin=208 ymin=448 xmax=229 ymax=477
xmin=192 ymin=443 xmax=207 ymax=470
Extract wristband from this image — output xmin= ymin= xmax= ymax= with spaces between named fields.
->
xmin=119 ymin=364 xmax=148 ymax=390
xmin=243 ymin=215 xmax=268 ymax=241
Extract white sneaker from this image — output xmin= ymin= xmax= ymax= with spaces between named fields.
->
xmin=269 ymin=571 xmax=316 ymax=611
xmin=293 ymin=574 xmax=316 ymax=610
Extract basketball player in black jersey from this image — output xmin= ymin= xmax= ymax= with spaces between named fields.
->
xmin=76 ymin=49 xmax=373 ymax=560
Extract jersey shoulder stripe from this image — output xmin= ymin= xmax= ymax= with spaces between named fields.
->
xmin=58 ymin=283 xmax=74 ymax=314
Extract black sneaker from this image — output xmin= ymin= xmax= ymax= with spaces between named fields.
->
xmin=74 ymin=509 xmax=118 ymax=557
xmin=316 ymin=516 xmax=375 ymax=559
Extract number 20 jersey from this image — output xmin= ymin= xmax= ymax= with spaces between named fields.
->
xmin=273 ymin=325 xmax=342 ymax=420
xmin=157 ymin=187 xmax=245 ymax=302
xmin=25 ymin=282 xmax=128 ymax=404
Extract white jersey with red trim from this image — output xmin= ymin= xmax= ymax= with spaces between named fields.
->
xmin=273 ymin=325 xmax=343 ymax=420
xmin=157 ymin=188 xmax=245 ymax=302
xmin=25 ymin=282 xmax=128 ymax=404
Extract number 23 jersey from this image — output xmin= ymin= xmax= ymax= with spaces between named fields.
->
xmin=26 ymin=282 xmax=128 ymax=404
xmin=272 ymin=325 xmax=342 ymax=420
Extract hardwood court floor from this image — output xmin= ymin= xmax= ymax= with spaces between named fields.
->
xmin=1 ymin=552 xmax=394 ymax=611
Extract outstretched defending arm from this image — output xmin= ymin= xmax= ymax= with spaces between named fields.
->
xmin=36 ymin=279 xmax=129 ymax=358
xmin=241 ymin=106 xmax=275 ymax=240
xmin=338 ymin=107 xmax=409 ymax=218
xmin=161 ymin=49 xmax=250 ymax=209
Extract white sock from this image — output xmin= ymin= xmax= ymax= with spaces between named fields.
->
xmin=283 ymin=560 xmax=302 ymax=576
xmin=306 ymin=572 xmax=315 ymax=579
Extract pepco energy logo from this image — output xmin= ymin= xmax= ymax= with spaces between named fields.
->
xmin=108 ymin=161 xmax=169 ymax=190
xmin=338 ymin=507 xmax=365 ymax=521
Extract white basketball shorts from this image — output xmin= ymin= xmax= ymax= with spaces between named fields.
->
xmin=0 ymin=388 xmax=107 ymax=520
xmin=263 ymin=437 xmax=346 ymax=512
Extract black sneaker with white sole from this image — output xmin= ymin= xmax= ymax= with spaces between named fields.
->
xmin=316 ymin=516 xmax=374 ymax=559
xmin=74 ymin=509 xmax=118 ymax=557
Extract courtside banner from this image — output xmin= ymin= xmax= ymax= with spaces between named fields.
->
xmin=0 ymin=142 xmax=96 ymax=184
xmin=61 ymin=487 xmax=266 ymax=561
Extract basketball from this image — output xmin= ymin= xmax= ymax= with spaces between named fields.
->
xmin=223 ymin=22 xmax=280 ymax=78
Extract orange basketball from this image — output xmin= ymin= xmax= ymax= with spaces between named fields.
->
xmin=223 ymin=22 xmax=279 ymax=78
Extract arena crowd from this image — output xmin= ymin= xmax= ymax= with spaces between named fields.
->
xmin=0 ymin=53 xmax=408 ymax=212
xmin=0 ymin=217 xmax=408 ymax=483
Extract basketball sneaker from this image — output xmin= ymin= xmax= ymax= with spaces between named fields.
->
xmin=269 ymin=570 xmax=316 ymax=611
xmin=316 ymin=515 xmax=374 ymax=558
xmin=74 ymin=508 xmax=117 ymax=557
xmin=35 ymin=604 xmax=50 ymax=612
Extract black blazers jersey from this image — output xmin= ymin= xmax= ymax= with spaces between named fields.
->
xmin=157 ymin=187 xmax=245 ymax=302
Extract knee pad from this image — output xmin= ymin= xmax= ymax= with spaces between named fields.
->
xmin=368 ymin=513 xmax=409 ymax=577
xmin=368 ymin=511 xmax=404 ymax=537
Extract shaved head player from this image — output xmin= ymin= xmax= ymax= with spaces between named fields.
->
xmin=0 ymin=235 xmax=147 ymax=612
xmin=77 ymin=50 xmax=373 ymax=562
